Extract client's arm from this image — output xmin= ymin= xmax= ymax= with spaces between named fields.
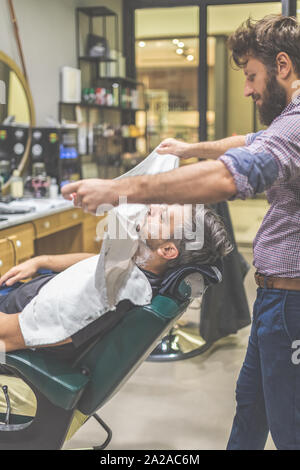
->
xmin=0 ymin=312 xmax=72 ymax=352
xmin=0 ymin=252 xmax=95 ymax=287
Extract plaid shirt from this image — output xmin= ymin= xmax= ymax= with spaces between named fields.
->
xmin=219 ymin=94 xmax=300 ymax=278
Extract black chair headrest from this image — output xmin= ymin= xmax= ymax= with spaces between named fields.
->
xmin=155 ymin=259 xmax=223 ymax=299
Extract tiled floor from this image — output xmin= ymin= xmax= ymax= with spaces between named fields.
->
xmin=64 ymin=248 xmax=276 ymax=450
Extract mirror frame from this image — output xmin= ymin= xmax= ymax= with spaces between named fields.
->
xmin=0 ymin=50 xmax=36 ymax=194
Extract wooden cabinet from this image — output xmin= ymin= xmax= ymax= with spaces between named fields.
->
xmin=0 ymin=208 xmax=106 ymax=272
xmin=59 ymin=208 xmax=83 ymax=230
xmin=0 ymin=238 xmax=15 ymax=276
xmin=32 ymin=209 xmax=83 ymax=239
xmin=32 ymin=213 xmax=61 ymax=239
xmin=0 ymin=223 xmax=35 ymax=266
xmin=82 ymin=213 xmax=105 ymax=253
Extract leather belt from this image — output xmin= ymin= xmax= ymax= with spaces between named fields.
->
xmin=255 ymin=272 xmax=300 ymax=291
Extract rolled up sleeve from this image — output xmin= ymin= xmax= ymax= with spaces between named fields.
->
xmin=218 ymin=114 xmax=300 ymax=200
xmin=218 ymin=147 xmax=279 ymax=200
xmin=245 ymin=130 xmax=264 ymax=146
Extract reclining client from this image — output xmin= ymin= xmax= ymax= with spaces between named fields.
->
xmin=0 ymin=204 xmax=232 ymax=357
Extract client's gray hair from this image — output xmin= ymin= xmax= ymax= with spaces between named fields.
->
xmin=167 ymin=205 xmax=233 ymax=269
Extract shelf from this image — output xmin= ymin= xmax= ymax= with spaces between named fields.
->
xmin=121 ymin=107 xmax=146 ymax=112
xmin=97 ymin=76 xmax=144 ymax=86
xmin=122 ymin=135 xmax=146 ymax=139
xmin=59 ymin=102 xmax=146 ymax=112
xmin=77 ymin=7 xmax=116 ymax=17
xmin=79 ymin=56 xmax=117 ymax=63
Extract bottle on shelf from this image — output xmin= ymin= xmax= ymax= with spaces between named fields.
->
xmin=10 ymin=169 xmax=24 ymax=199
xmin=82 ymin=88 xmax=90 ymax=103
xmin=96 ymin=87 xmax=106 ymax=105
xmin=88 ymin=88 xmax=96 ymax=104
xmin=112 ymin=82 xmax=120 ymax=107
xmin=49 ymin=178 xmax=59 ymax=199
xmin=106 ymin=88 xmax=114 ymax=107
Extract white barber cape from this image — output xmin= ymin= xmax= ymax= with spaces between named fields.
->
xmin=19 ymin=149 xmax=179 ymax=347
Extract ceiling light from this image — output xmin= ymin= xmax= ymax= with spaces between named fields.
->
xmin=187 ymin=55 xmax=194 ymax=61
xmin=138 ymin=41 xmax=146 ymax=48
xmin=176 ymin=48 xmax=183 ymax=55
xmin=173 ymin=39 xmax=179 ymax=44
xmin=178 ymin=41 xmax=185 ymax=48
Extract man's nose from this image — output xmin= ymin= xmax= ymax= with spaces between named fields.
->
xmin=244 ymin=82 xmax=254 ymax=97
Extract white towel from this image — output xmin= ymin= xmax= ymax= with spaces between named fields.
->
xmin=95 ymin=147 xmax=179 ymax=309
xmin=19 ymin=149 xmax=179 ymax=347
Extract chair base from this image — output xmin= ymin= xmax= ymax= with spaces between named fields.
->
xmin=92 ymin=413 xmax=112 ymax=450
xmin=148 ymin=323 xmax=213 ymax=362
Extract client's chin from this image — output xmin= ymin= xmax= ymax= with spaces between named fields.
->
xmin=134 ymin=241 xmax=155 ymax=269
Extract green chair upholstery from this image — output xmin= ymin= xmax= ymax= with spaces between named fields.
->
xmin=0 ymin=274 xmax=201 ymax=450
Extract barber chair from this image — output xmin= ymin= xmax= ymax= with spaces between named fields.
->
xmin=148 ymin=306 xmax=212 ymax=362
xmin=0 ymin=268 xmax=208 ymax=450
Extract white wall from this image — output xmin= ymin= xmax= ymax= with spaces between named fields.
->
xmin=0 ymin=0 xmax=77 ymax=125
xmin=0 ymin=0 xmax=123 ymax=125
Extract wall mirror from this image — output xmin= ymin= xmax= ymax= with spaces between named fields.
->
xmin=0 ymin=50 xmax=35 ymax=194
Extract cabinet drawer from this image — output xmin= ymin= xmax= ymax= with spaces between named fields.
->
xmin=82 ymin=213 xmax=106 ymax=253
xmin=0 ymin=239 xmax=15 ymax=276
xmin=59 ymin=208 xmax=83 ymax=229
xmin=32 ymin=214 xmax=61 ymax=238
xmin=0 ymin=223 xmax=35 ymax=264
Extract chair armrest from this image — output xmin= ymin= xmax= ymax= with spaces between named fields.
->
xmin=4 ymin=350 xmax=89 ymax=410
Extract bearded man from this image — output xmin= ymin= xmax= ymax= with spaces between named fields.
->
xmin=62 ymin=15 xmax=300 ymax=450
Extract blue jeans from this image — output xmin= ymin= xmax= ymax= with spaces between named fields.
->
xmin=227 ymin=288 xmax=300 ymax=450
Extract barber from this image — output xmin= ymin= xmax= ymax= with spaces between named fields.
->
xmin=62 ymin=15 xmax=300 ymax=450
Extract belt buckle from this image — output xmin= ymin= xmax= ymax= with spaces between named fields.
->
xmin=255 ymin=272 xmax=272 ymax=289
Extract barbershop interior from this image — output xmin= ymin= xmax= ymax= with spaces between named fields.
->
xmin=0 ymin=0 xmax=298 ymax=451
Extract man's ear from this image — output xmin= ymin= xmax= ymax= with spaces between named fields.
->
xmin=276 ymin=52 xmax=293 ymax=79
xmin=157 ymin=242 xmax=179 ymax=261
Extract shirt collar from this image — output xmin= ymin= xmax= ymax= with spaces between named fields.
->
xmin=284 ymin=91 xmax=300 ymax=113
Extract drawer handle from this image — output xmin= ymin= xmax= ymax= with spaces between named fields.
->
xmin=0 ymin=260 xmax=2 ymax=268
xmin=16 ymin=240 xmax=22 ymax=248
xmin=43 ymin=221 xmax=50 ymax=229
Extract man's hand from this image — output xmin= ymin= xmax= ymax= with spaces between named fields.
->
xmin=157 ymin=138 xmax=195 ymax=159
xmin=61 ymin=178 xmax=119 ymax=214
xmin=0 ymin=257 xmax=42 ymax=287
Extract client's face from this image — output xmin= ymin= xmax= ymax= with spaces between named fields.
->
xmin=134 ymin=204 xmax=191 ymax=272
xmin=140 ymin=204 xmax=188 ymax=249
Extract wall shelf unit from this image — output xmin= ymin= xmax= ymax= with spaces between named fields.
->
xmin=59 ymin=6 xmax=147 ymax=180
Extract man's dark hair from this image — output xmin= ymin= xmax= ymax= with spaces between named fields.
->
xmin=167 ymin=206 xmax=233 ymax=269
xmin=228 ymin=14 xmax=300 ymax=76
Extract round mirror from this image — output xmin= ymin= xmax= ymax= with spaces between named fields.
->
xmin=0 ymin=50 xmax=36 ymax=195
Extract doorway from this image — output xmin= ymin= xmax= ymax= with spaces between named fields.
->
xmin=127 ymin=0 xmax=283 ymax=148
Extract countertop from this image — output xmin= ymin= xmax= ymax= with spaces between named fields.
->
xmin=0 ymin=197 xmax=76 ymax=230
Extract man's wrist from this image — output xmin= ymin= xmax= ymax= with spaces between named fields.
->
xmin=116 ymin=176 xmax=144 ymax=205
xmin=188 ymin=142 xmax=204 ymax=159
xmin=34 ymin=255 xmax=48 ymax=270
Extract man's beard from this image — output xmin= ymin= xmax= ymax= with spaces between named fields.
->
xmin=133 ymin=240 xmax=155 ymax=269
xmin=255 ymin=73 xmax=287 ymax=126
